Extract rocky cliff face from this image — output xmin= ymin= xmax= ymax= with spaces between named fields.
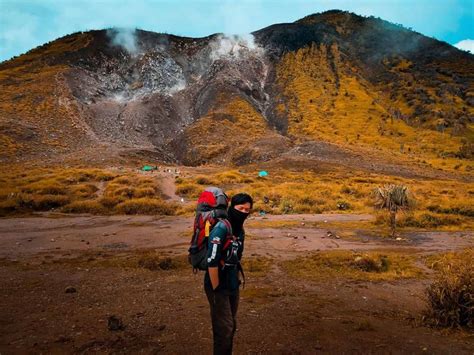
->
xmin=64 ymin=31 xmax=273 ymax=157
xmin=0 ymin=10 xmax=472 ymax=169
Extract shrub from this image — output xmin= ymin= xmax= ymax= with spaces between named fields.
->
xmin=336 ymin=200 xmax=351 ymax=210
xmin=61 ymin=200 xmax=106 ymax=214
xmin=112 ymin=176 xmax=132 ymax=185
xmin=73 ymin=171 xmax=98 ymax=182
xmin=216 ymin=171 xmax=242 ymax=183
xmin=427 ymin=205 xmax=474 ymax=218
xmin=99 ymin=196 xmax=123 ymax=209
xmin=175 ymin=202 xmax=197 ymax=216
xmin=340 ymin=186 xmax=354 ymax=194
xmin=298 ymin=196 xmax=319 ymax=205
xmin=195 ymin=175 xmax=215 ymax=185
xmin=241 ymin=177 xmax=255 ymax=183
xmin=175 ymin=183 xmax=200 ymax=197
xmin=351 ymin=254 xmax=389 ymax=272
xmin=19 ymin=193 xmax=70 ymax=210
xmin=279 ymin=199 xmax=294 ymax=214
xmin=63 ymin=169 xmax=116 ymax=183
xmin=456 ymin=142 xmax=474 ymax=159
xmin=70 ymin=183 xmax=99 ymax=199
xmin=115 ymin=198 xmax=175 ymax=215
xmin=373 ymin=184 xmax=413 ymax=237
xmin=22 ymin=180 xmax=67 ymax=195
xmin=402 ymin=213 xmax=462 ymax=228
xmin=0 ymin=198 xmax=19 ymax=216
xmin=377 ymin=212 xmax=463 ymax=228
xmin=111 ymin=186 xmax=136 ymax=198
xmin=136 ymin=178 xmax=157 ymax=189
xmin=425 ymin=249 xmax=473 ymax=329
xmin=134 ymin=187 xmax=157 ymax=198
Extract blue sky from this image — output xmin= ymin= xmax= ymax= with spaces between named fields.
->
xmin=1 ymin=0 xmax=473 ymax=62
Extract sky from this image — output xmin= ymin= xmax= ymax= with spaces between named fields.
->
xmin=0 ymin=0 xmax=473 ymax=62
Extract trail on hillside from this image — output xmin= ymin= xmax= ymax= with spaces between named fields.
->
xmin=157 ymin=170 xmax=182 ymax=202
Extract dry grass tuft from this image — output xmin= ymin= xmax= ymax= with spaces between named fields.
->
xmin=354 ymin=320 xmax=376 ymax=331
xmin=195 ymin=175 xmax=216 ymax=185
xmin=175 ymin=183 xmax=201 ymax=198
xmin=61 ymin=200 xmax=106 ymax=214
xmin=18 ymin=193 xmax=71 ymax=211
xmin=424 ymin=249 xmax=473 ymax=329
xmin=115 ymin=198 xmax=176 ymax=215
xmin=70 ymin=183 xmax=99 ymax=199
xmin=376 ymin=211 xmax=465 ymax=228
xmin=351 ymin=254 xmax=390 ymax=272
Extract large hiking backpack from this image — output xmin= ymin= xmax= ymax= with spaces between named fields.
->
xmin=188 ymin=187 xmax=232 ymax=271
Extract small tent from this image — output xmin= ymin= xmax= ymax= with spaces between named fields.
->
xmin=142 ymin=165 xmax=156 ymax=171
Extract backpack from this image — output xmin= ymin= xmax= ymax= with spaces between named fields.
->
xmin=188 ymin=187 xmax=232 ymax=272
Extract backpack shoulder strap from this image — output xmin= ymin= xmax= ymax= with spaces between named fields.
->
xmin=220 ymin=219 xmax=233 ymax=237
xmin=218 ymin=219 xmax=234 ymax=252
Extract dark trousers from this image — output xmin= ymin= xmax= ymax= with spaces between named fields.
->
xmin=205 ymin=282 xmax=239 ymax=355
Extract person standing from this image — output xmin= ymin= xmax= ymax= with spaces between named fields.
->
xmin=204 ymin=193 xmax=253 ymax=355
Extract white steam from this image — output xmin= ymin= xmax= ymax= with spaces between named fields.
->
xmin=209 ymin=34 xmax=264 ymax=61
xmin=104 ymin=32 xmax=265 ymax=104
xmin=107 ymin=28 xmax=139 ymax=55
xmin=167 ymin=78 xmax=186 ymax=95
xmin=112 ymin=92 xmax=129 ymax=103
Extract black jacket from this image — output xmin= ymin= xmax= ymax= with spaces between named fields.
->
xmin=204 ymin=220 xmax=245 ymax=294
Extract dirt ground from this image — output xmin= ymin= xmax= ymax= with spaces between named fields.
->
xmin=0 ymin=213 xmax=473 ymax=354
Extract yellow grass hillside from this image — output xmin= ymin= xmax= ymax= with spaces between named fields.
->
xmin=276 ymin=43 xmax=474 ymax=174
xmin=0 ymin=33 xmax=93 ymax=160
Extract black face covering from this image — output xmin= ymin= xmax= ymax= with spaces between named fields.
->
xmin=227 ymin=206 xmax=249 ymax=237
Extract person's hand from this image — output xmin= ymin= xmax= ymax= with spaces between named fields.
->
xmin=209 ymin=267 xmax=219 ymax=291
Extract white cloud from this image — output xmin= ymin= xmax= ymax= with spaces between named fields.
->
xmin=454 ymin=39 xmax=474 ymax=53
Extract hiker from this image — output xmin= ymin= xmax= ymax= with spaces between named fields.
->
xmin=204 ymin=193 xmax=253 ymax=355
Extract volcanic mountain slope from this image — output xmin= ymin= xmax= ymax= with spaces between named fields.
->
xmin=0 ymin=10 xmax=473 ymax=175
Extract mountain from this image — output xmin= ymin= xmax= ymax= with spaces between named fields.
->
xmin=0 ymin=10 xmax=472 ymax=178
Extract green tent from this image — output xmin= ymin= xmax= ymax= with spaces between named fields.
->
xmin=142 ymin=165 xmax=156 ymax=171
